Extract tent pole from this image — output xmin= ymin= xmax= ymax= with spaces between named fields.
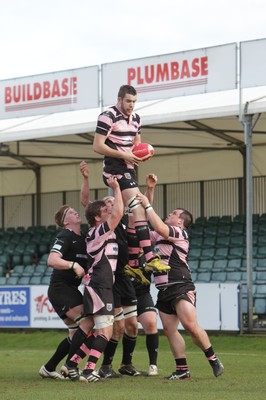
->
xmin=243 ymin=113 xmax=253 ymax=333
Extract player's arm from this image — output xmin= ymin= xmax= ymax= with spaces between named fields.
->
xmin=144 ymin=173 xmax=157 ymax=205
xmin=47 ymin=252 xmax=85 ymax=278
xmin=93 ymin=132 xmax=142 ymax=164
xmin=106 ymin=176 xmax=124 ymax=231
xmin=135 ymin=192 xmax=169 ymax=238
xmin=80 ymin=161 xmax=90 ymax=208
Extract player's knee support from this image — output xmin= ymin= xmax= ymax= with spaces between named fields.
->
xmin=94 ymin=314 xmax=114 ymax=329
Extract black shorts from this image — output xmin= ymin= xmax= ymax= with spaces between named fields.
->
xmin=103 ymin=170 xmax=138 ymax=192
xmin=156 ymin=284 xmax=196 ymax=315
xmin=137 ymin=291 xmax=157 ymax=317
xmin=113 ymin=273 xmax=137 ymax=308
xmin=83 ymin=285 xmax=114 ymax=316
xmin=48 ymin=283 xmax=83 ymax=319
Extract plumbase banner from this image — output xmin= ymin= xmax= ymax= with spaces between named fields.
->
xmin=101 ymin=43 xmax=237 ymax=105
xmin=240 ymin=38 xmax=266 ymax=88
xmin=0 ymin=66 xmax=99 ymax=119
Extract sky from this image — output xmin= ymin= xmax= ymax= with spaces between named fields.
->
xmin=1 ymin=0 xmax=266 ymax=80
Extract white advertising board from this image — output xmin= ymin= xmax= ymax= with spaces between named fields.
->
xmin=240 ymin=38 xmax=266 ymax=88
xmin=0 ymin=66 xmax=99 ymax=119
xmin=102 ymin=43 xmax=237 ymax=106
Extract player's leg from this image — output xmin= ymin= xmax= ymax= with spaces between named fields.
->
xmin=175 ymin=297 xmax=224 ymax=377
xmin=159 ymin=310 xmax=190 ymax=380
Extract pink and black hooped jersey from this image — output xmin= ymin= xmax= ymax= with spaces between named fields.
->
xmin=150 ymin=225 xmax=194 ymax=289
xmin=86 ymin=221 xmax=118 ymax=289
xmin=96 ymin=106 xmax=141 ymax=174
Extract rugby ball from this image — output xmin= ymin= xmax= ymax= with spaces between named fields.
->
xmin=132 ymin=143 xmax=154 ymax=161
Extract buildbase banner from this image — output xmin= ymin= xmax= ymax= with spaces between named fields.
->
xmin=101 ymin=43 xmax=237 ymax=106
xmin=0 ymin=66 xmax=99 ymax=119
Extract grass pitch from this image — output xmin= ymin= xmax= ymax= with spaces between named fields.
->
xmin=0 ymin=330 xmax=265 ymax=400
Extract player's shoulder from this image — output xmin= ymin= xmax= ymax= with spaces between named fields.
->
xmin=100 ymin=106 xmax=117 ymax=120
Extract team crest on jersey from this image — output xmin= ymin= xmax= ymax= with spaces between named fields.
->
xmin=106 ymin=303 xmax=113 ymax=312
xmin=124 ymin=173 xmax=131 ymax=180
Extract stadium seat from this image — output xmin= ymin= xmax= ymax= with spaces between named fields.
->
xmin=228 ymin=246 xmax=245 ymax=259
xmin=6 ymin=276 xmax=19 ymax=285
xmin=204 ymin=226 xmax=217 ymax=237
xmin=17 ymin=276 xmax=30 ymax=285
xmin=256 ymin=246 xmax=266 ymax=259
xmin=22 ymin=265 xmax=35 ymax=277
xmin=256 ymin=271 xmax=266 ymax=283
xmin=257 ymin=235 xmax=266 ymax=247
xmin=198 ymin=260 xmax=214 ymax=272
xmin=29 ymin=276 xmax=42 ymax=285
xmin=230 ymin=236 xmax=245 ymax=247
xmin=211 ymin=271 xmax=227 ymax=282
xmin=216 ymin=225 xmax=231 ymax=237
xmin=189 ymin=260 xmax=199 ymax=272
xmin=196 ymin=272 xmax=211 ymax=282
xmin=233 ymin=214 xmax=245 ymax=224
xmin=191 ymin=272 xmax=197 ymax=282
xmin=11 ymin=254 xmax=22 ymax=267
xmin=227 ymin=258 xmax=242 ymax=271
xmin=188 ymin=248 xmax=201 ymax=260
xmin=41 ymin=276 xmax=51 ymax=285
xmin=200 ymin=248 xmax=215 ymax=260
xmin=190 ymin=237 xmax=203 ymax=248
xmin=22 ymin=254 xmax=33 ymax=266
xmin=0 ymin=276 xmax=7 ymax=285
xmin=207 ymin=216 xmax=220 ymax=225
xmin=254 ymin=284 xmax=266 ymax=298
xmin=215 ymin=236 xmax=230 ymax=248
xmin=254 ymin=298 xmax=266 ymax=314
xmin=194 ymin=216 xmax=207 ymax=226
xmin=213 ymin=247 xmax=229 ymax=260
xmin=33 ymin=264 xmax=47 ymax=276
xmin=230 ymin=224 xmax=245 ymax=236
xmin=202 ymin=237 xmax=216 ymax=248
xmin=219 ymin=215 xmax=232 ymax=225
xmin=190 ymin=226 xmax=204 ymax=238
xmin=226 ymin=271 xmax=242 ymax=282
xmin=213 ymin=259 xmax=228 ymax=271
xmin=11 ymin=265 xmax=24 ymax=277
xmin=241 ymin=271 xmax=257 ymax=282
xmin=256 ymin=258 xmax=266 ymax=270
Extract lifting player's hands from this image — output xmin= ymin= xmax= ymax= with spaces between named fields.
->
xmin=106 ymin=175 xmax=119 ymax=190
xmin=135 ymin=192 xmax=150 ymax=208
xmin=80 ymin=160 xmax=89 ymax=178
xmin=146 ymin=173 xmax=157 ymax=188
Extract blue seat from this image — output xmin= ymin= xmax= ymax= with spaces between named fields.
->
xmin=200 ymin=248 xmax=215 ymax=260
xmin=227 ymin=258 xmax=242 ymax=271
xmin=228 ymin=247 xmax=245 ymax=259
xmin=254 ymin=298 xmax=266 ymax=314
xmin=226 ymin=271 xmax=242 ymax=282
xmin=211 ymin=271 xmax=227 ymax=282
xmin=196 ymin=272 xmax=211 ymax=282
xmin=29 ymin=276 xmax=42 ymax=285
xmin=189 ymin=260 xmax=199 ymax=272
xmin=188 ymin=248 xmax=201 ymax=261
xmin=256 ymin=271 xmax=266 ymax=283
xmin=41 ymin=276 xmax=51 ymax=285
xmin=6 ymin=276 xmax=19 ymax=285
xmin=198 ymin=260 xmax=214 ymax=272
xmin=190 ymin=237 xmax=203 ymax=248
xmin=0 ymin=277 xmax=7 ymax=285
xmin=11 ymin=265 xmax=24 ymax=277
xmin=17 ymin=276 xmax=30 ymax=285
xmin=213 ymin=247 xmax=229 ymax=260
xmin=213 ymin=259 xmax=228 ymax=271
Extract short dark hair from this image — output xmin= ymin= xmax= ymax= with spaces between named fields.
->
xmin=118 ymin=85 xmax=137 ymax=99
xmin=85 ymin=200 xmax=106 ymax=227
xmin=179 ymin=208 xmax=193 ymax=229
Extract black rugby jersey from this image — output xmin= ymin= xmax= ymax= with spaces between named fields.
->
xmin=49 ymin=228 xmax=88 ymax=287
